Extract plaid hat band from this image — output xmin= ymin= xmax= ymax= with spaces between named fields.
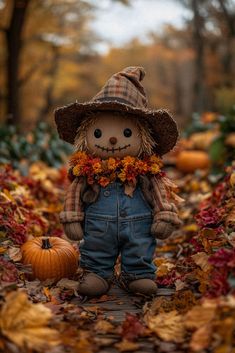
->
xmin=91 ymin=66 xmax=148 ymax=109
xmin=94 ymin=96 xmax=133 ymax=106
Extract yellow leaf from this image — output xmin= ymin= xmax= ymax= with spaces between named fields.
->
xmin=0 ymin=247 xmax=7 ymax=254
xmin=0 ymin=291 xmax=60 ymax=350
xmin=230 ymin=172 xmax=235 ymax=187
xmin=145 ymin=310 xmax=185 ymax=343
xmin=185 ymin=305 xmax=216 ymax=329
xmin=183 ymin=223 xmax=199 ymax=232
xmin=156 ymin=262 xmax=175 ymax=277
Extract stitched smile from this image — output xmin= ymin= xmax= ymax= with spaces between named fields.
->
xmin=95 ymin=144 xmax=131 ymax=153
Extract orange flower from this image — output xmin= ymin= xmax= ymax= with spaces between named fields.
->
xmin=99 ymin=176 xmax=110 ymax=187
xmin=122 ymin=156 xmax=135 ymax=168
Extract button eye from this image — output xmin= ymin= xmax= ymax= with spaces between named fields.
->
xmin=123 ymin=128 xmax=132 ymax=137
xmin=94 ymin=129 xmax=102 ymax=138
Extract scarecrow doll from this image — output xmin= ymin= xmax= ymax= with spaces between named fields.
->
xmin=55 ymin=67 xmax=181 ymax=297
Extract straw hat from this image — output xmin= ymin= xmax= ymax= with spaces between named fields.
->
xmin=55 ymin=66 xmax=178 ymax=156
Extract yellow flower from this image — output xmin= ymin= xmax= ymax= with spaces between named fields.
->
xmin=150 ymin=164 xmax=160 ymax=174
xmin=107 ymin=158 xmax=118 ymax=171
xmin=72 ymin=165 xmax=82 ymax=176
xmin=92 ymin=162 xmax=102 ymax=174
xmin=149 ymin=155 xmax=162 ymax=164
xmin=118 ymin=171 xmax=127 ymax=182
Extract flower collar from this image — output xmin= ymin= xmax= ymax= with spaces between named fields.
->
xmin=69 ymin=152 xmax=163 ymax=192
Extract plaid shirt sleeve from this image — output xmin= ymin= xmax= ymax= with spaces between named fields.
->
xmin=59 ymin=177 xmax=85 ymax=224
xmin=151 ymin=175 xmax=181 ymax=226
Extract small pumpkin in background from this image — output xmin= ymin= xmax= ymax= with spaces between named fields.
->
xmin=21 ymin=237 xmax=78 ymax=282
xmin=176 ymin=150 xmax=210 ymax=173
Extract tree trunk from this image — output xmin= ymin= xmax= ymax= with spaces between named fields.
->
xmin=192 ymin=0 xmax=205 ymax=113
xmin=6 ymin=0 xmax=30 ymax=125
xmin=217 ymin=0 xmax=235 ymax=87
xmin=37 ymin=45 xmax=60 ymax=122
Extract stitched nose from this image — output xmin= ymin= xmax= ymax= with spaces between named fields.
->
xmin=109 ymin=137 xmax=117 ymax=145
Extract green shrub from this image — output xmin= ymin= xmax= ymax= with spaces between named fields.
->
xmin=0 ymin=122 xmax=73 ymax=171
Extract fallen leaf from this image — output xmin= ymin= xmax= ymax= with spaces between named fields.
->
xmin=189 ymin=324 xmax=212 ymax=352
xmin=225 ymin=207 xmax=235 ymax=227
xmin=145 ymin=310 xmax=185 ymax=343
xmin=89 ymin=294 xmax=116 ymax=303
xmin=94 ymin=336 xmax=116 ymax=347
xmin=94 ymin=320 xmax=115 ymax=334
xmin=175 ymin=279 xmax=187 ymax=291
xmin=230 ymin=172 xmax=235 ymax=187
xmin=191 ymin=252 xmax=212 ymax=272
xmin=185 ymin=305 xmax=216 ymax=329
xmin=155 ymin=259 xmax=175 ymax=277
xmin=115 ymin=339 xmax=140 ymax=352
xmin=121 ymin=313 xmax=145 ymax=341
xmin=183 ymin=223 xmax=199 ymax=232
xmin=0 ymin=291 xmax=60 ymax=350
xmin=0 ymin=247 xmax=7 ymax=254
xmin=7 ymin=246 xmax=22 ymax=262
xmin=56 ymin=278 xmax=78 ymax=290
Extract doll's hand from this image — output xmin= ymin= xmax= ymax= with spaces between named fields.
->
xmin=151 ymin=221 xmax=176 ymax=239
xmin=63 ymin=222 xmax=84 ymax=241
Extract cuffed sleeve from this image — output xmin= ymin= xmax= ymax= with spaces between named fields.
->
xmin=59 ymin=177 xmax=85 ymax=224
xmin=151 ymin=175 xmax=181 ymax=224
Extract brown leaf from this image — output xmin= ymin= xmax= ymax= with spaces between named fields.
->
xmin=94 ymin=320 xmax=115 ymax=334
xmin=185 ymin=305 xmax=216 ymax=329
xmin=115 ymin=339 xmax=140 ymax=352
xmin=189 ymin=324 xmax=212 ymax=352
xmin=0 ymin=291 xmax=60 ymax=350
xmin=175 ymin=279 xmax=187 ymax=291
xmin=225 ymin=207 xmax=235 ymax=227
xmin=145 ymin=310 xmax=185 ymax=343
xmin=8 ymin=246 xmax=22 ymax=262
xmin=191 ymin=252 xmax=212 ymax=272
xmin=56 ymin=278 xmax=79 ymax=291
xmin=73 ymin=330 xmax=95 ymax=353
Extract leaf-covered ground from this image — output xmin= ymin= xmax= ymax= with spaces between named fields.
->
xmin=0 ymin=160 xmax=235 ymax=353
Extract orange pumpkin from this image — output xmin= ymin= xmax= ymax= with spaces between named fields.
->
xmin=21 ymin=237 xmax=78 ymax=282
xmin=176 ymin=150 xmax=210 ymax=173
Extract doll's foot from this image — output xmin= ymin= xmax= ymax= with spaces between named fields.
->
xmin=77 ymin=272 xmax=109 ymax=297
xmin=128 ymin=279 xmax=158 ymax=296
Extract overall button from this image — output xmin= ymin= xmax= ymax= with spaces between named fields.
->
xmin=103 ymin=190 xmax=110 ymax=197
xmin=120 ymin=210 xmax=127 ymax=217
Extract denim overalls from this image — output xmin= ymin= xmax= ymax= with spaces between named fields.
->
xmin=80 ymin=182 xmax=156 ymax=280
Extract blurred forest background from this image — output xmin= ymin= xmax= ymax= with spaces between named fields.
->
xmin=0 ymin=0 xmax=235 ymax=129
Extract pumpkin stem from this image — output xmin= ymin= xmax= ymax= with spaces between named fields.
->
xmin=42 ymin=237 xmax=52 ymax=249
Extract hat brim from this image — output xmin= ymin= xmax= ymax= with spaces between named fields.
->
xmin=54 ymin=100 xmax=179 ymax=156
